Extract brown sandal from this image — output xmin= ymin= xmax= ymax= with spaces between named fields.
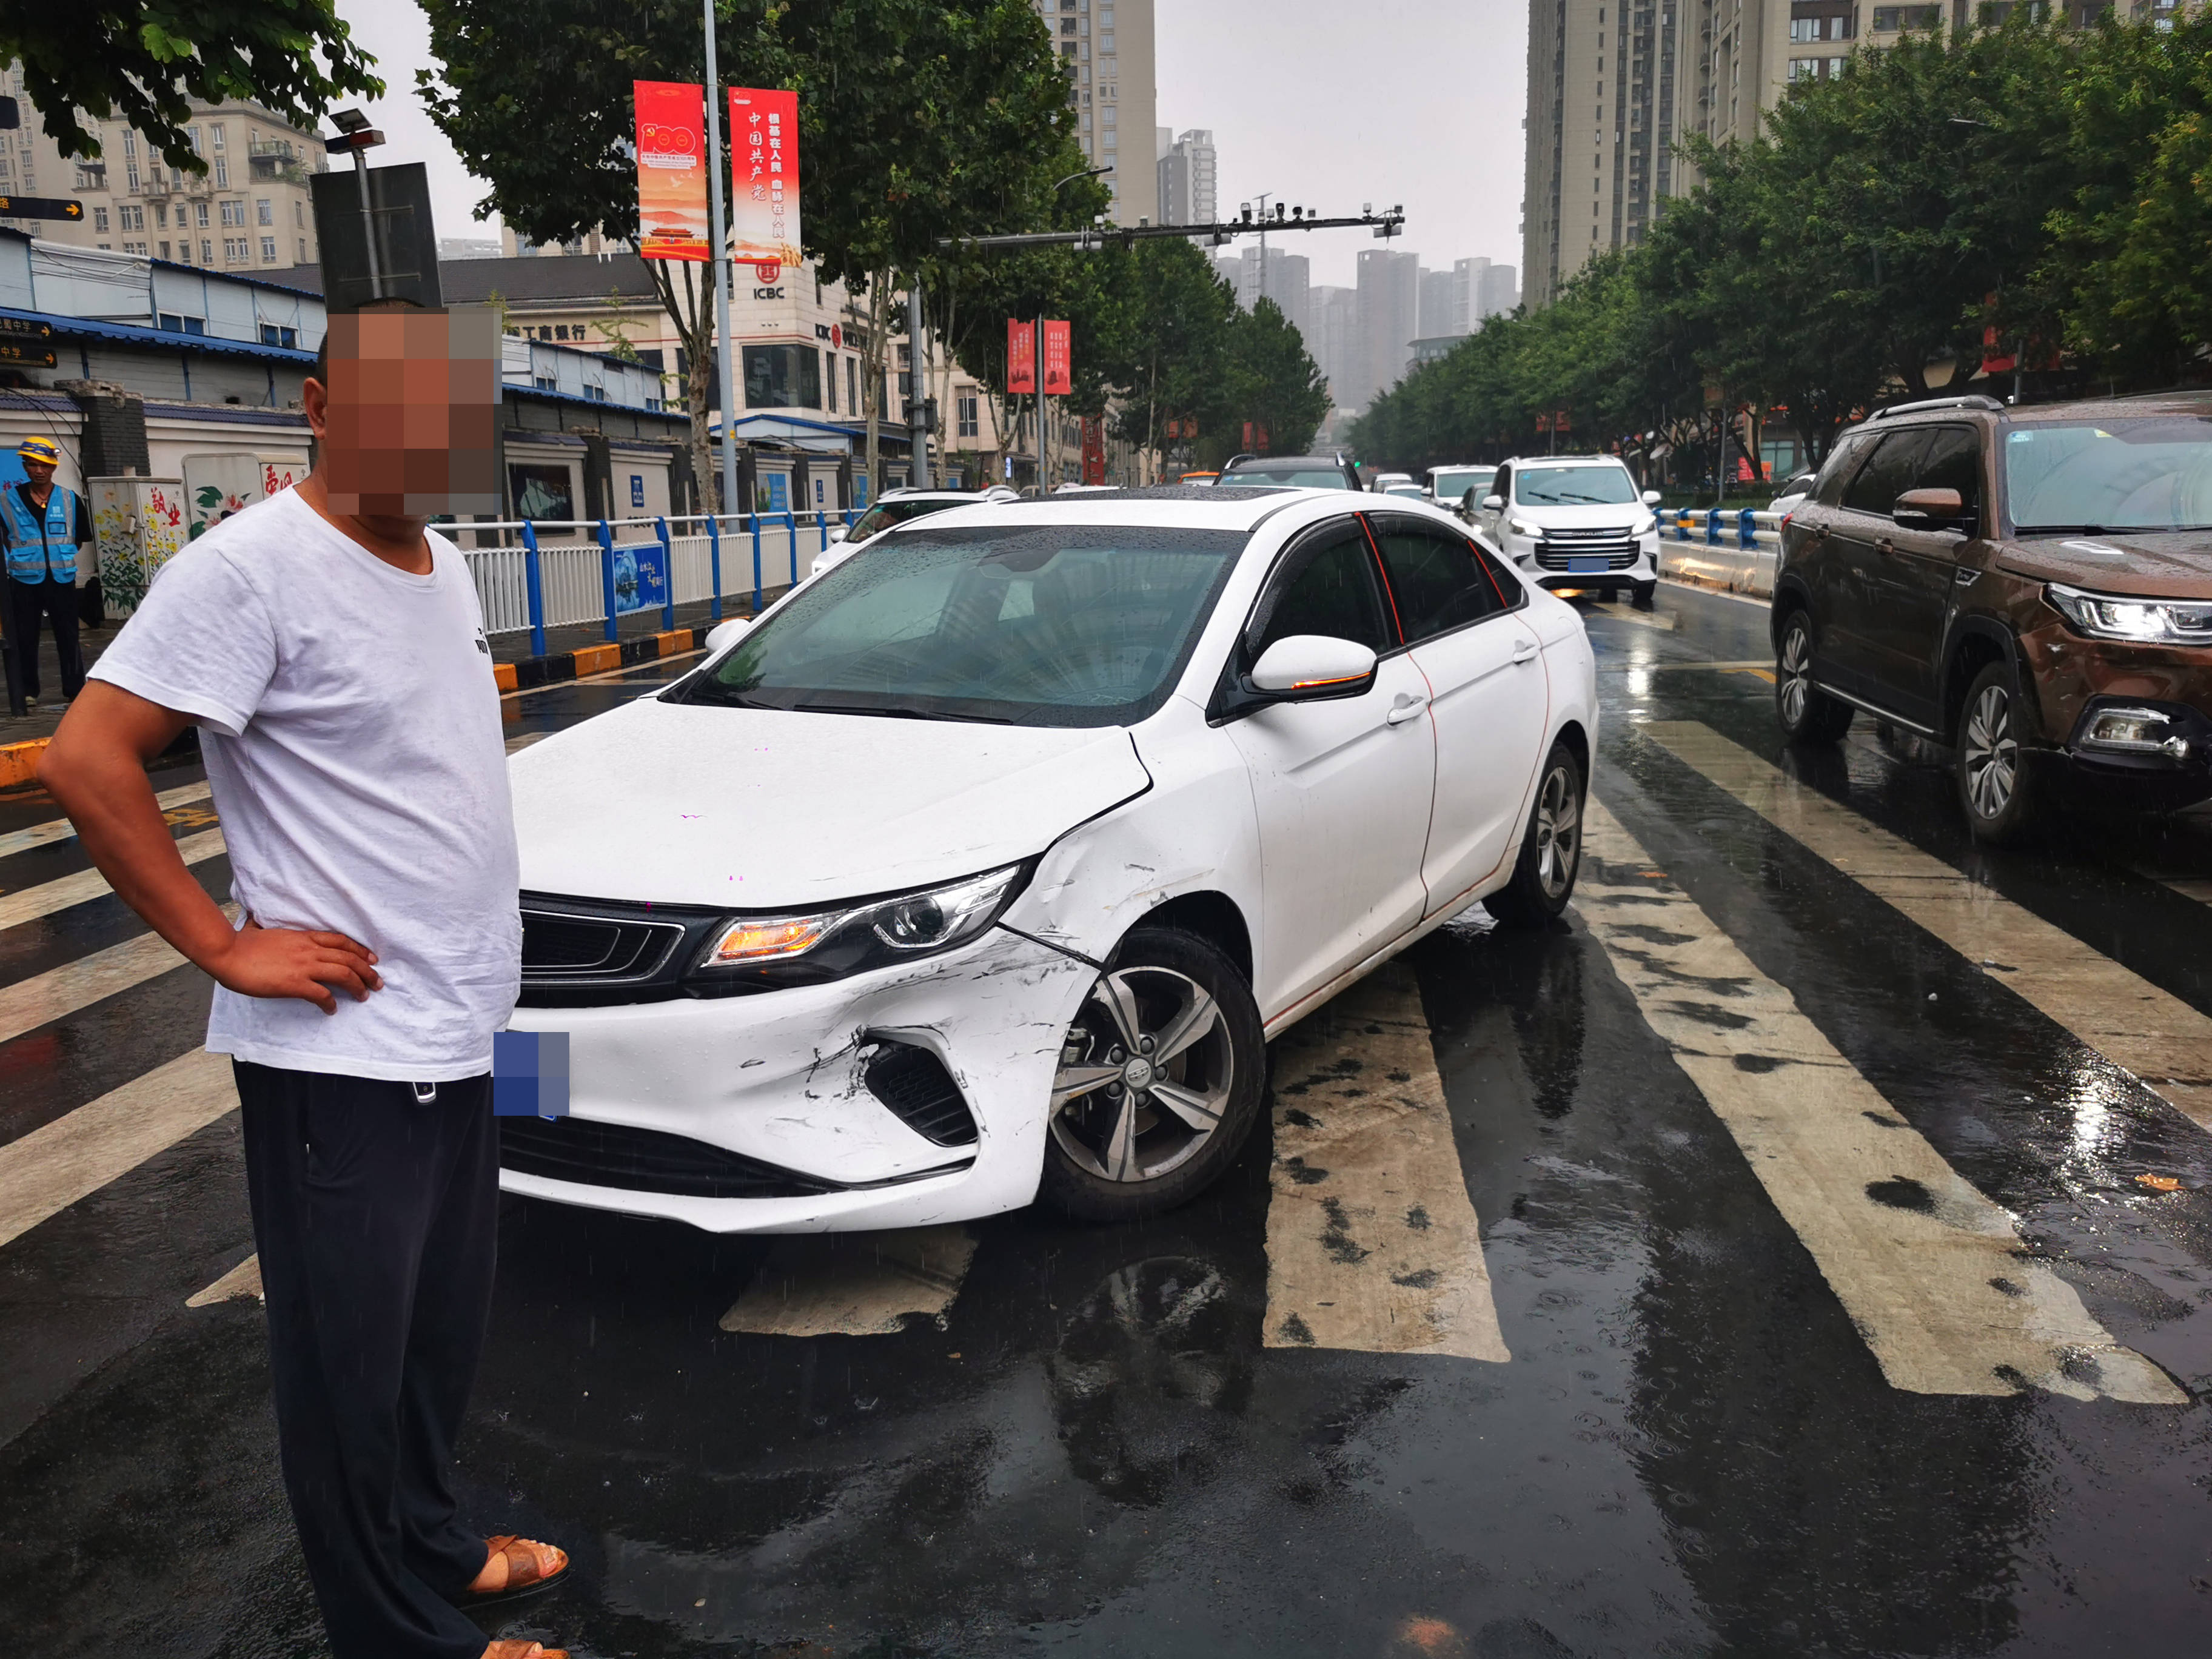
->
xmin=466 ymin=1535 xmax=569 ymax=1604
xmin=481 ymin=1644 xmax=568 ymax=1659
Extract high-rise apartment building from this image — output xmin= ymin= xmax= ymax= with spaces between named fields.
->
xmin=1453 ymin=256 xmax=1521 ymax=329
xmin=1222 ymin=244 xmax=1310 ymax=321
xmin=0 ymin=62 xmax=326 ymax=273
xmin=1518 ymin=0 xmax=2106 ymax=307
xmin=1307 ymin=285 xmax=1361 ymax=412
xmin=1034 ymin=0 xmax=1158 ymax=226
xmin=1355 ymin=247 xmax=1421 ymax=410
xmin=1156 ymin=128 xmax=1218 ymax=227
xmin=1418 ymin=267 xmax=1458 ymax=341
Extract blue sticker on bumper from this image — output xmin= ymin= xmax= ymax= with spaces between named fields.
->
xmin=494 ymin=1030 xmax=569 ymax=1118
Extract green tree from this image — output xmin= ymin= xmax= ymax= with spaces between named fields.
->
xmin=2 ymin=1 xmax=381 ymax=171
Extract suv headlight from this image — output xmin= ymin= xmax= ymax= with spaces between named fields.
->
xmin=1508 ymin=517 xmax=1542 ymax=538
xmin=2046 ymin=583 xmax=2212 ymax=648
xmin=691 ymin=864 xmax=1025 ymax=989
xmin=1632 ymin=514 xmax=1657 ymax=536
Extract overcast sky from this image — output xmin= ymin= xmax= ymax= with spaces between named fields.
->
xmin=335 ymin=0 xmax=1530 ymax=282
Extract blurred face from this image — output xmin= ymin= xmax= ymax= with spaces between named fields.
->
xmin=312 ymin=309 xmax=499 ymax=518
xmin=21 ymin=458 xmax=55 ymax=490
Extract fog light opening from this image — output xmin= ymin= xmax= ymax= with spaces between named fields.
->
xmin=2081 ymin=706 xmax=2191 ymax=760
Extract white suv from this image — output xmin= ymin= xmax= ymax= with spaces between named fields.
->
xmin=1477 ymin=455 xmax=1663 ymax=608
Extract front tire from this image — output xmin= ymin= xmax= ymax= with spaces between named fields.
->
xmin=1775 ymin=610 xmax=1853 ymax=745
xmin=1041 ymin=927 xmax=1266 ymax=1223
xmin=1957 ymin=661 xmax=2043 ymax=844
xmin=1485 ymin=742 xmax=1586 ymax=930
xmin=1632 ymin=580 xmax=1657 ymax=610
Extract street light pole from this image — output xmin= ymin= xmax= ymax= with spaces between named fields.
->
xmin=908 ymin=283 xmax=931 ymax=489
xmin=702 ymin=0 xmax=742 ymax=524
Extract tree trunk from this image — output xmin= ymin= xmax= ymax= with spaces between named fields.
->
xmin=934 ymin=285 xmax=957 ymax=486
xmin=861 ymin=268 xmax=893 ymax=500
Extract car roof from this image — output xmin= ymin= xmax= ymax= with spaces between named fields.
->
xmin=1219 ymin=455 xmax=1349 ymax=470
xmin=1501 ymin=454 xmax=1625 ymax=467
xmin=878 ymin=484 xmax=1373 ymax=536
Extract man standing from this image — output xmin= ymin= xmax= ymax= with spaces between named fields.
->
xmin=4 ymin=435 xmax=92 ymax=709
xmin=39 ymin=312 xmax=570 ymax=1659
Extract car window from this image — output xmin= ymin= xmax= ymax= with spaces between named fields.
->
xmin=1840 ymin=431 xmax=1932 ymax=516
xmin=1912 ymin=425 xmax=1982 ymax=523
xmin=849 ymin=497 xmax=962 ymax=540
xmin=679 ymin=525 xmax=1247 ymax=728
xmin=1246 ymin=523 xmax=1393 ymax=658
xmin=1812 ymin=431 xmax=1877 ymax=506
xmin=1513 ymin=465 xmax=1638 ymax=506
xmin=1218 ymin=468 xmax=1355 ymax=489
xmin=1367 ymin=518 xmax=1507 ymax=642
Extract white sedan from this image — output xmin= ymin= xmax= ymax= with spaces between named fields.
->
xmin=503 ymin=488 xmax=1597 ymax=1232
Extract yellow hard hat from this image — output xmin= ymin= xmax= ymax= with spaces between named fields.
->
xmin=17 ymin=437 xmax=60 ymax=466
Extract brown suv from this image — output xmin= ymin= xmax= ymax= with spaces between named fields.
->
xmin=1772 ymin=392 xmax=2212 ymax=842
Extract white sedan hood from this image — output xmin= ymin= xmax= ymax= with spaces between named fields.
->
xmin=509 ymin=696 xmax=1153 ymax=910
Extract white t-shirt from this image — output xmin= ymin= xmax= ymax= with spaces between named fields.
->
xmin=90 ymin=486 xmax=520 ymax=1081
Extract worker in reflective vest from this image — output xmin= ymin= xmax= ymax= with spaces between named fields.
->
xmin=4 ymin=435 xmax=92 ymax=706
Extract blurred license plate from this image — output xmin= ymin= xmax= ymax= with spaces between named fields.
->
xmin=1568 ymin=557 xmax=1608 ymax=574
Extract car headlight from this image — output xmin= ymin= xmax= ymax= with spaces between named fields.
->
xmin=1632 ymin=514 xmax=1657 ymax=536
xmin=2046 ymin=583 xmax=2212 ymax=648
xmin=691 ymin=864 xmax=1025 ymax=990
xmin=1508 ymin=517 xmax=1542 ymax=538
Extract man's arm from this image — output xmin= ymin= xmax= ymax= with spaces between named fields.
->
xmin=40 ymin=682 xmax=382 ymax=1014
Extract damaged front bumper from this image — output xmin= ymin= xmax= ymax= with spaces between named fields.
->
xmin=500 ymin=927 xmax=1098 ymax=1233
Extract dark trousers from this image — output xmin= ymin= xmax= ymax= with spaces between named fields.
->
xmin=236 ymin=1061 xmax=499 ymax=1659
xmin=5 ymin=574 xmax=85 ymax=702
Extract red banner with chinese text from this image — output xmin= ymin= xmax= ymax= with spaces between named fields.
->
xmin=1042 ymin=320 xmax=1072 ymax=395
xmin=729 ymin=87 xmax=800 ymax=274
xmin=633 ymin=81 xmax=709 ymax=262
xmin=1082 ymin=417 xmax=1105 ymax=484
xmin=1007 ymin=321 xmax=1036 ymax=394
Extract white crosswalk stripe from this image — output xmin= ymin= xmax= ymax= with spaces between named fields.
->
xmin=0 ymin=781 xmax=212 ymax=862
xmin=1263 ymin=960 xmax=1510 ymax=1360
xmin=1579 ymin=795 xmax=2184 ymax=1403
xmin=1641 ymin=721 xmax=2212 ymax=1130
xmin=0 ymin=904 xmax=236 ymax=1047
xmin=0 ymin=828 xmax=228 ymax=930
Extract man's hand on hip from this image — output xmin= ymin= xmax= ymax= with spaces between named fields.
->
xmin=211 ymin=919 xmax=383 ymax=1016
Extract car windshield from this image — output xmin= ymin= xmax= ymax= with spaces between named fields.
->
xmin=1430 ymin=468 xmax=1495 ymax=501
xmin=674 ymin=525 xmax=1247 ymax=728
xmin=1514 ymin=466 xmax=1639 ymax=506
xmin=1383 ymin=484 xmax=1425 ymax=498
xmin=2003 ymin=417 xmax=2212 ymax=533
xmin=1217 ymin=468 xmax=1351 ymax=489
xmin=848 ymin=497 xmax=966 ymax=540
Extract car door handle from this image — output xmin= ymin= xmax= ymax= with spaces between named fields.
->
xmin=1875 ymin=537 xmax=1896 ymax=556
xmin=1386 ymin=692 xmax=1429 ymax=726
xmin=1512 ymin=639 xmax=1539 ymax=665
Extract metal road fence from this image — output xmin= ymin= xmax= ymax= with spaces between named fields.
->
xmin=1655 ymin=507 xmax=1785 ymax=600
xmin=451 ymin=510 xmax=857 ymax=659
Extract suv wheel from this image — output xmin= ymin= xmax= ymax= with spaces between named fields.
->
xmin=1632 ymin=580 xmax=1657 ymax=610
xmin=1775 ymin=611 xmax=1853 ymax=745
xmin=1042 ymin=928 xmax=1266 ymax=1222
xmin=1486 ymin=742 xmax=1586 ymax=930
xmin=1957 ymin=660 xmax=2042 ymax=843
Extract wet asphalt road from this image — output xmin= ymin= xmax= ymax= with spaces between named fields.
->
xmin=5 ymin=585 xmax=2212 ymax=1658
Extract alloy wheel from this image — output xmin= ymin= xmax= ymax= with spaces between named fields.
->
xmin=1779 ymin=623 xmax=1814 ymax=727
xmin=1051 ymin=966 xmax=1235 ymax=1185
xmin=1533 ymin=763 xmax=1582 ymax=901
xmin=1963 ymin=683 xmax=2018 ymax=820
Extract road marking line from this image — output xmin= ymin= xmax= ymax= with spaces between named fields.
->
xmin=0 ymin=1047 xmax=236 ymax=1250
xmin=1724 ymin=667 xmax=1777 ymax=684
xmin=1643 ymin=721 xmax=2212 ymax=1131
xmin=1635 ymin=659 xmax=1775 ymax=672
xmin=0 ymin=782 xmax=213 ymax=863
xmin=0 ymin=903 xmax=236 ymax=1047
xmin=2133 ymin=869 xmax=2212 ymax=910
xmin=1580 ymin=797 xmax=2183 ymax=1403
xmin=0 ymin=828 xmax=227 ymax=930
xmin=187 ymin=1253 xmax=263 ymax=1307
xmin=1264 ymin=960 xmax=1509 ymax=1361
xmin=718 ymin=1224 xmax=977 ymax=1336
xmin=1581 ymin=604 xmax=1675 ymax=631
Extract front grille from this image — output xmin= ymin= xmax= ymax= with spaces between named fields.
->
xmin=864 ymin=1042 xmax=979 ymax=1146
xmin=518 ymin=892 xmax=727 ymax=1007
xmin=1533 ymin=524 xmax=1639 ymax=571
xmin=499 ymin=1115 xmax=835 ymax=1199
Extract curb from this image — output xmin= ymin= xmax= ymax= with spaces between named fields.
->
xmin=0 ymin=737 xmax=49 ymax=791
xmin=497 ymin=626 xmax=717 ymax=695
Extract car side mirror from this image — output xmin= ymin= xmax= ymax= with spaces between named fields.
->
xmin=1641 ymin=489 xmax=1663 ymax=506
xmin=1482 ymin=494 xmax=1504 ymax=511
xmin=1892 ymin=487 xmax=1967 ymax=531
xmin=704 ymin=616 xmax=752 ymax=654
xmin=1248 ymin=634 xmax=1379 ymax=700
xmin=828 ymin=523 xmax=848 ymax=543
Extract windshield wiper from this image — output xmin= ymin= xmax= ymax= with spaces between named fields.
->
xmin=788 ymin=700 xmax=1013 ymax=725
